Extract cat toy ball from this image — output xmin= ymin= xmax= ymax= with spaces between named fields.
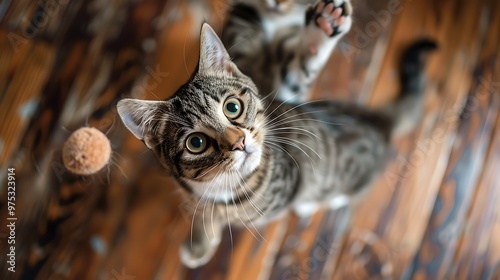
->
xmin=62 ymin=127 xmax=111 ymax=175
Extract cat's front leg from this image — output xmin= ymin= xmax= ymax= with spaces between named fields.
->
xmin=274 ymin=0 xmax=353 ymax=102
xmin=180 ymin=209 xmax=222 ymax=268
xmin=301 ymin=0 xmax=353 ymax=75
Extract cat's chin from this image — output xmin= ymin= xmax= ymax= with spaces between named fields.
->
xmin=232 ymin=149 xmax=262 ymax=176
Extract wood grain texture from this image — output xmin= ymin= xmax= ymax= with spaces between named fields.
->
xmin=269 ymin=208 xmax=350 ymax=280
xmin=0 ymin=39 xmax=55 ymax=165
xmin=438 ymin=8 xmax=500 ymax=277
xmin=407 ymin=0 xmax=500 ymax=278
xmin=451 ymin=98 xmax=500 ymax=280
xmin=333 ymin=0 xmax=496 ymax=278
xmin=2 ymin=0 xmax=500 ymax=279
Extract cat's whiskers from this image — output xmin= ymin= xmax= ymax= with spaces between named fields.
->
xmin=265 ymin=99 xmax=322 ymax=126
xmin=262 ymin=89 xmax=304 ymax=118
xmin=190 ymin=169 xmax=222 ymax=249
xmin=263 ymin=141 xmax=300 ymax=173
xmin=183 ymin=34 xmax=190 ymax=78
xmin=261 ymin=87 xmax=281 ymax=113
xmin=266 ymin=136 xmax=320 ymax=160
xmin=239 ymin=181 xmax=268 ymax=211
xmin=268 ymin=135 xmax=322 ymax=160
xmin=227 ymin=175 xmax=246 ymax=228
xmin=148 ymin=90 xmax=163 ymax=102
xmin=268 ymin=117 xmax=346 ymax=129
xmin=226 ymin=37 xmax=248 ymax=54
xmin=230 ymin=171 xmax=265 ymax=215
xmin=223 ymin=174 xmax=234 ymax=253
xmin=268 ymin=132 xmax=317 ymax=145
xmin=109 ymin=152 xmax=129 ymax=180
xmin=264 ymin=137 xmax=318 ymax=175
xmin=210 ymin=172 xmax=223 ymax=237
xmin=229 ymin=173 xmax=265 ymax=242
xmin=267 ymin=126 xmax=320 ymax=141
xmin=201 ymin=170 xmax=224 ymax=241
xmin=234 ymin=182 xmax=267 ymax=242
xmin=193 ymin=160 xmax=224 ymax=180
xmin=235 ymin=171 xmax=266 ymax=217
xmin=264 ymin=109 xmax=325 ymax=128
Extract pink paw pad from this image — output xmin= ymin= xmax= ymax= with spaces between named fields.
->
xmin=309 ymin=1 xmax=351 ymax=37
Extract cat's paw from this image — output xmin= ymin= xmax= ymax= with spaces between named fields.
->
xmin=306 ymin=0 xmax=353 ymax=38
xmin=180 ymin=230 xmax=221 ymax=268
xmin=180 ymin=243 xmax=213 ymax=269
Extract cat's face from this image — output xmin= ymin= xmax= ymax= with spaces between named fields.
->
xmin=117 ymin=24 xmax=267 ymax=195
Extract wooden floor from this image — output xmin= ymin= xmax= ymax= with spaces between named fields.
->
xmin=1 ymin=0 xmax=500 ymax=279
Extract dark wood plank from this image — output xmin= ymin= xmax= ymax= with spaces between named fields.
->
xmin=0 ymin=39 xmax=55 ymax=165
xmin=481 ymin=199 xmax=500 ymax=280
xmin=333 ymin=0 xmax=492 ymax=278
xmin=182 ymin=219 xmax=288 ymax=280
xmin=407 ymin=1 xmax=500 ymax=278
xmin=1 ymin=0 xmax=172 ymax=278
xmin=450 ymin=97 xmax=500 ymax=280
xmin=447 ymin=2 xmax=500 ymax=278
xmin=268 ymin=209 xmax=350 ymax=280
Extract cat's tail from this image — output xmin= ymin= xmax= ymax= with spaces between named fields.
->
xmin=385 ymin=39 xmax=438 ymax=138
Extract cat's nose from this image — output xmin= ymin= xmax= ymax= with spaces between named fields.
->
xmin=232 ymin=137 xmax=245 ymax=151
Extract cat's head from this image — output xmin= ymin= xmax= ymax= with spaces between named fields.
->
xmin=117 ymin=24 xmax=267 ymax=194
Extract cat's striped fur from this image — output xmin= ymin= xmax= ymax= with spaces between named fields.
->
xmin=117 ymin=1 xmax=436 ymax=268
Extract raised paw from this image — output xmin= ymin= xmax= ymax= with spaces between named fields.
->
xmin=306 ymin=0 xmax=353 ymax=37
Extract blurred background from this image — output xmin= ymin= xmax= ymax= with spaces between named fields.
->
xmin=1 ymin=0 xmax=500 ymax=279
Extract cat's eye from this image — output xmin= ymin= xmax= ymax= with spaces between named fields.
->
xmin=185 ymin=133 xmax=208 ymax=154
xmin=223 ymin=97 xmax=243 ymax=119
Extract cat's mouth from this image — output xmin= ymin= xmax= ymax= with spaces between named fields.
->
xmin=230 ymin=129 xmax=263 ymax=175
xmin=232 ymin=149 xmax=261 ymax=175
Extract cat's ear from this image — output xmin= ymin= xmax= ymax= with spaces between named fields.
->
xmin=117 ymin=98 xmax=162 ymax=149
xmin=198 ymin=23 xmax=240 ymax=76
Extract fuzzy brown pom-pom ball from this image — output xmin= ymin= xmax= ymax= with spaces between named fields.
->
xmin=62 ymin=127 xmax=111 ymax=175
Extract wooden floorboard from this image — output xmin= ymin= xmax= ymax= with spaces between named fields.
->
xmin=2 ymin=0 xmax=500 ymax=279
xmin=408 ymin=0 xmax=500 ymax=278
xmin=451 ymin=106 xmax=500 ymax=280
xmin=333 ymin=0 xmax=490 ymax=277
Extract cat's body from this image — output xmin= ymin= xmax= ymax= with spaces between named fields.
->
xmin=117 ymin=0 xmax=436 ymax=268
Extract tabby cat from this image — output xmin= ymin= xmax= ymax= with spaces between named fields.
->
xmin=117 ymin=0 xmax=436 ymax=268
